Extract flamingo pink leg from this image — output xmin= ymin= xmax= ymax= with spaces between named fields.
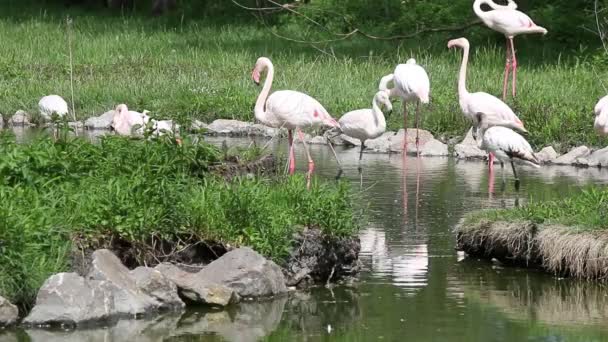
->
xmin=502 ymin=39 xmax=512 ymax=101
xmin=288 ymin=130 xmax=296 ymax=175
xmin=510 ymin=37 xmax=517 ymax=98
xmin=297 ymin=129 xmax=314 ymax=188
xmin=488 ymin=152 xmax=495 ymax=172
xmin=415 ymin=101 xmax=421 ymax=158
xmin=403 ymin=102 xmax=408 ymax=155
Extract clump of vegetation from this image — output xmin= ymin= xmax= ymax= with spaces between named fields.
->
xmin=0 ymin=132 xmax=357 ymax=307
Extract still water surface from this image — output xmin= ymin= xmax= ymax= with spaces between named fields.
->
xmin=5 ymin=131 xmax=608 ymax=341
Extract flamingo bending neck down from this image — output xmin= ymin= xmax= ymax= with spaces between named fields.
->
xmin=337 ymin=90 xmax=392 ymax=173
xmin=379 ymin=58 xmax=430 ymax=157
xmin=252 ymin=57 xmax=341 ymax=186
xmin=448 ymin=37 xmax=527 ymax=172
xmin=475 ymin=112 xmax=538 ymax=189
xmin=112 ymin=104 xmax=148 ymax=136
xmin=473 ymin=0 xmax=547 ymax=100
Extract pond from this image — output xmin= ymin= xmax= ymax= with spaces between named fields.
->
xmin=4 ymin=131 xmax=608 ymax=341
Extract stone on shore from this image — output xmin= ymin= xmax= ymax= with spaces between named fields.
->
xmin=0 ymin=295 xmax=19 ymax=327
xmin=84 ymin=110 xmax=115 ymax=130
xmin=327 ymin=133 xmax=360 ymax=147
xmin=129 ymin=267 xmax=185 ymax=310
xmin=206 ymin=119 xmax=251 ymax=135
xmin=155 ymin=263 xmax=236 ymax=306
xmin=196 ymin=247 xmax=287 ymax=298
xmin=361 ymin=129 xmax=445 ymax=155
xmin=534 ymin=146 xmax=558 ymax=164
xmin=419 ymin=138 xmax=449 ymax=157
xmin=454 ymin=128 xmax=487 ymax=160
xmin=8 ymin=110 xmax=32 ymax=127
xmin=553 ymin=146 xmax=590 ymax=165
xmin=576 ymin=146 xmax=608 ymax=167
xmin=191 ymin=120 xmax=208 ymax=131
xmin=0 ymin=114 xmax=4 ymax=129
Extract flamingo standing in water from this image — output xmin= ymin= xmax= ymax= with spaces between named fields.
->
xmin=337 ymin=90 xmax=392 ymax=171
xmin=594 ymin=95 xmax=608 ymax=136
xmin=475 ymin=112 xmax=538 ymax=188
xmin=251 ymin=57 xmax=341 ymax=186
xmin=448 ymin=37 xmax=526 ymax=171
xmin=473 ymin=0 xmax=547 ymax=100
xmin=379 ymin=59 xmax=430 ymax=157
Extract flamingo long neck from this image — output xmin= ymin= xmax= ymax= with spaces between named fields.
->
xmin=379 ymin=74 xmax=399 ymax=98
xmin=457 ymin=45 xmax=470 ymax=99
xmin=371 ymin=97 xmax=386 ymax=131
xmin=254 ymin=61 xmax=274 ymax=123
xmin=473 ymin=0 xmax=489 ymax=19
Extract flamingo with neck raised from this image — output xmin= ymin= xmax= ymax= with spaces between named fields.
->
xmin=448 ymin=37 xmax=526 ymax=171
xmin=473 ymin=0 xmax=547 ymax=100
xmin=251 ymin=57 xmax=340 ymax=186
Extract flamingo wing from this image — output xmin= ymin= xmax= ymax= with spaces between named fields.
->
xmin=338 ymin=109 xmax=374 ymax=141
xmin=267 ymin=90 xmax=331 ymax=128
xmin=484 ymin=10 xmax=546 ymax=35
xmin=468 ymin=92 xmax=523 ymax=126
xmin=482 ymin=126 xmax=538 ymax=165
xmin=394 ymin=63 xmax=430 ymax=103
xmin=595 ymin=95 xmax=608 ymax=116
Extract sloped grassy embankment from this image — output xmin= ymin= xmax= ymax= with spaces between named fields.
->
xmin=0 ymin=131 xmax=359 ymax=309
xmin=457 ymin=188 xmax=608 ymax=280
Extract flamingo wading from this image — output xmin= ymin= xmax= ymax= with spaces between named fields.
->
xmin=448 ymin=37 xmax=526 ymax=171
xmin=251 ymin=57 xmax=341 ymax=186
xmin=473 ymin=0 xmax=547 ymax=100
xmin=379 ymin=59 xmax=430 ymax=157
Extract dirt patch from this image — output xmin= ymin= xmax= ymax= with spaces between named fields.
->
xmin=211 ymin=154 xmax=277 ymax=181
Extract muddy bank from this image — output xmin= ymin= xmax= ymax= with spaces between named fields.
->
xmin=456 ymin=219 xmax=608 ymax=280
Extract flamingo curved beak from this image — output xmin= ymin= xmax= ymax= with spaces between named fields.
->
xmin=251 ymin=69 xmax=260 ymax=86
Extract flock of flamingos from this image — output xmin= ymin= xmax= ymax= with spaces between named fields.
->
xmin=34 ymin=0 xmax=608 ymax=188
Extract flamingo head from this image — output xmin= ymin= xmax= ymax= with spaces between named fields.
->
xmin=375 ymin=90 xmax=393 ymax=113
xmin=447 ymin=37 xmax=470 ymax=50
xmin=115 ymin=104 xmax=128 ymax=114
xmin=252 ymin=57 xmax=272 ymax=86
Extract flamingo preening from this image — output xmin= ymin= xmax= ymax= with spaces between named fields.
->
xmin=594 ymin=95 xmax=608 ymax=136
xmin=111 ymin=104 xmax=148 ymax=136
xmin=475 ymin=112 xmax=539 ymax=188
xmin=337 ymin=90 xmax=392 ymax=170
xmin=448 ymin=37 xmax=526 ymax=172
xmin=251 ymin=57 xmax=341 ymax=186
xmin=473 ymin=0 xmax=547 ymax=100
xmin=38 ymin=95 xmax=69 ymax=121
xmin=379 ymin=59 xmax=430 ymax=157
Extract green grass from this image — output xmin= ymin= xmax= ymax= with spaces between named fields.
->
xmin=0 ymin=2 xmax=606 ymax=150
xmin=464 ymin=187 xmax=608 ymax=231
xmin=0 ymin=132 xmax=357 ymax=307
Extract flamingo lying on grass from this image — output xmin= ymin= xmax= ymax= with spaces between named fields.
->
xmin=337 ymin=90 xmax=392 ymax=173
xmin=594 ymin=95 xmax=608 ymax=136
xmin=39 ymin=95 xmax=69 ymax=121
xmin=379 ymin=59 xmax=430 ymax=157
xmin=251 ymin=56 xmax=341 ymax=187
xmin=475 ymin=112 xmax=538 ymax=188
xmin=448 ymin=37 xmax=526 ymax=172
xmin=473 ymin=0 xmax=547 ymax=100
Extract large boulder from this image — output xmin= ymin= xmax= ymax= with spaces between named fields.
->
xmin=576 ymin=146 xmax=608 ymax=167
xmin=206 ymin=119 xmax=251 ymax=135
xmin=129 ymin=267 xmax=185 ymax=310
xmin=328 ymin=133 xmax=360 ymax=147
xmin=553 ymin=146 xmax=590 ymax=165
xmin=190 ymin=120 xmax=208 ymax=131
xmin=196 ymin=247 xmax=287 ymax=298
xmin=364 ymin=131 xmax=394 ymax=153
xmin=454 ymin=128 xmax=487 ymax=160
xmin=0 ymin=295 xmax=18 ymax=326
xmin=363 ymin=129 xmax=436 ymax=154
xmin=8 ymin=110 xmax=32 ymax=127
xmin=155 ymin=263 xmax=235 ymax=306
xmin=419 ymin=139 xmax=449 ymax=157
xmin=84 ymin=110 xmax=115 ymax=130
xmin=535 ymin=146 xmax=558 ymax=164
xmin=249 ymin=123 xmax=284 ymax=138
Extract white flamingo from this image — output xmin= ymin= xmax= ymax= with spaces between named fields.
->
xmin=111 ymin=104 xmax=148 ymax=136
xmin=473 ymin=0 xmax=547 ymax=100
xmin=448 ymin=37 xmax=526 ymax=171
xmin=251 ymin=57 xmax=341 ymax=186
xmin=475 ymin=112 xmax=539 ymax=186
xmin=594 ymin=95 xmax=608 ymax=136
xmin=38 ymin=95 xmax=69 ymax=121
xmin=379 ymin=59 xmax=430 ymax=157
xmin=337 ymin=90 xmax=392 ymax=168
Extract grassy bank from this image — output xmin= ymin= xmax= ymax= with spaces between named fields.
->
xmin=0 ymin=2 xmax=605 ymax=149
xmin=0 ymin=132 xmax=357 ymax=307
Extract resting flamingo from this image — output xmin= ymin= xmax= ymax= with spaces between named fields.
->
xmin=448 ymin=37 xmax=526 ymax=172
xmin=111 ymin=104 xmax=148 ymax=136
xmin=594 ymin=95 xmax=608 ymax=136
xmin=379 ymin=59 xmax=430 ymax=157
xmin=337 ymin=90 xmax=392 ymax=171
xmin=39 ymin=95 xmax=69 ymax=121
xmin=473 ymin=0 xmax=547 ymax=100
xmin=475 ymin=112 xmax=538 ymax=188
xmin=251 ymin=57 xmax=341 ymax=186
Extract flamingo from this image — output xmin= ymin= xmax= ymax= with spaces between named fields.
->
xmin=448 ymin=37 xmax=526 ymax=172
xmin=473 ymin=0 xmax=547 ymax=100
xmin=337 ymin=90 xmax=392 ymax=170
xmin=38 ymin=95 xmax=69 ymax=121
xmin=379 ymin=59 xmax=430 ymax=157
xmin=475 ymin=112 xmax=539 ymax=188
xmin=251 ymin=57 xmax=341 ymax=186
xmin=594 ymin=95 xmax=608 ymax=136
xmin=111 ymin=104 xmax=148 ymax=136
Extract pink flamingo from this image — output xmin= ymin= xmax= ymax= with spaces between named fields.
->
xmin=379 ymin=59 xmax=430 ymax=157
xmin=251 ymin=57 xmax=340 ymax=185
xmin=594 ymin=95 xmax=608 ymax=136
xmin=448 ymin=37 xmax=526 ymax=172
xmin=473 ymin=0 xmax=547 ymax=100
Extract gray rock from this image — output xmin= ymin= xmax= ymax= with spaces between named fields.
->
xmin=535 ymin=146 xmax=558 ymax=164
xmin=419 ymin=139 xmax=449 ymax=157
xmin=8 ymin=110 xmax=32 ymax=127
xmin=0 ymin=295 xmax=18 ymax=326
xmin=249 ymin=123 xmax=284 ymax=138
xmin=190 ymin=119 xmax=208 ymax=131
xmin=206 ymin=119 xmax=251 ymax=135
xmin=24 ymin=272 xmax=115 ymax=325
xmin=155 ymin=263 xmax=235 ymax=306
xmin=454 ymin=127 xmax=487 ymax=160
xmin=68 ymin=121 xmax=84 ymax=129
xmin=363 ymin=129 xmax=435 ymax=154
xmin=130 ymin=267 xmax=185 ymax=310
xmin=88 ymin=250 xmax=160 ymax=315
xmin=579 ymin=146 xmax=608 ymax=167
xmin=553 ymin=146 xmax=590 ymax=165
xmin=197 ymin=247 xmax=287 ymax=298
xmin=364 ymin=131 xmax=395 ymax=152
xmin=307 ymin=135 xmax=328 ymax=145
xmin=84 ymin=111 xmax=115 ymax=130
xmin=327 ymin=132 xmax=360 ymax=147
